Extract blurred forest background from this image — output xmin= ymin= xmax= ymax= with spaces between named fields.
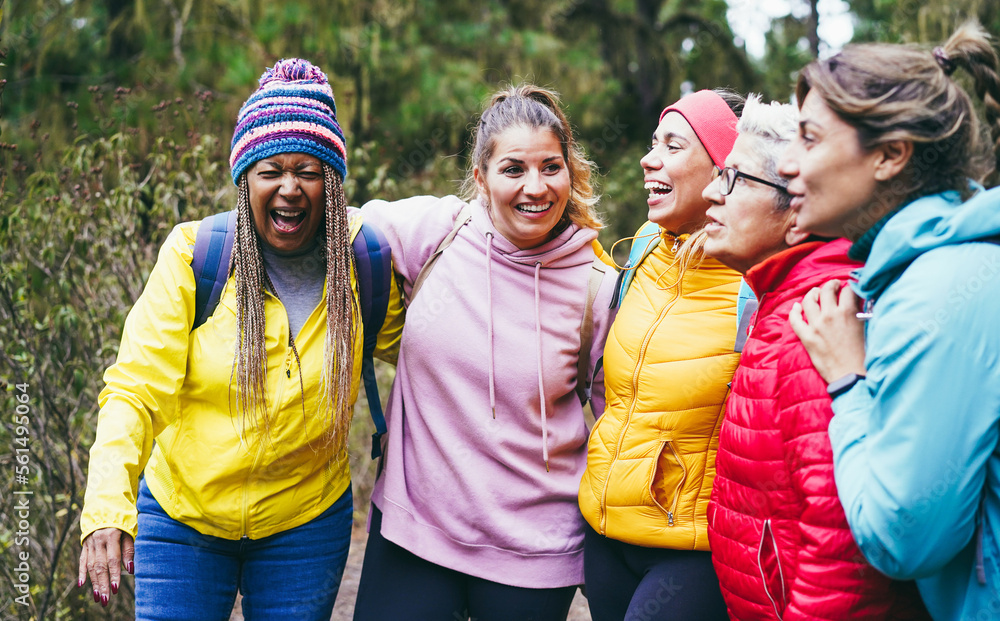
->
xmin=1 ymin=0 xmax=999 ymax=618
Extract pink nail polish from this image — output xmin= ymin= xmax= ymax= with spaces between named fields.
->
xmin=127 ymin=561 xmax=134 ymax=574
xmin=101 ymin=593 xmax=109 ymax=606
xmin=77 ymin=578 xmax=84 ymax=588
xmin=111 ymin=582 xmax=118 ymax=595
xmin=93 ymin=590 xmax=100 ymax=603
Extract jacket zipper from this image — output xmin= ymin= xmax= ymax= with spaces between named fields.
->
xmin=599 ymin=245 xmax=683 ymax=533
xmin=666 ymin=441 xmax=687 ymax=526
xmin=758 ymin=518 xmax=787 ymax=620
xmin=241 ymin=442 xmax=264 ymax=537
xmin=647 ymin=439 xmax=688 ymax=527
xmin=241 ymin=290 xmax=289 ymax=538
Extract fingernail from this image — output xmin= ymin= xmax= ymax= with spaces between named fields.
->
xmin=101 ymin=592 xmax=109 ymax=606
xmin=127 ymin=561 xmax=134 ymax=574
xmin=111 ymin=582 xmax=118 ymax=595
xmin=77 ymin=578 xmax=84 ymax=588
xmin=93 ymin=590 xmax=100 ymax=603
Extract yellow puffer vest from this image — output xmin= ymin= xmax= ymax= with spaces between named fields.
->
xmin=580 ymin=229 xmax=741 ymax=550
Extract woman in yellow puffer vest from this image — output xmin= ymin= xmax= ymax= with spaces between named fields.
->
xmin=579 ymin=89 xmax=744 ymax=621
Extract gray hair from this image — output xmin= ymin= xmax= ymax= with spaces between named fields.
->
xmin=736 ymin=94 xmax=798 ymax=210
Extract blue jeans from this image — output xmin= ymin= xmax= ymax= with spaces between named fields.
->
xmin=134 ymin=479 xmax=352 ymax=621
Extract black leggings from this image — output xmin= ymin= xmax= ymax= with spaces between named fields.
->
xmin=353 ymin=506 xmax=578 ymax=621
xmin=583 ymin=522 xmax=728 ymax=621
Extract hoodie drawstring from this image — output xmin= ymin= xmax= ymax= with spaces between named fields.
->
xmin=486 ymin=233 xmax=497 ymax=419
xmin=534 ymin=261 xmax=549 ymax=472
xmin=484 ymin=234 xmax=549 ymax=471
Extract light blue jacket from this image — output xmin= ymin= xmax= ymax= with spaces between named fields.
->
xmin=831 ymin=186 xmax=1000 ymax=620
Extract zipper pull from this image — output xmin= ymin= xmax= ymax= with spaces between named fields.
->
xmin=671 ymin=237 xmax=680 ymax=253
xmin=667 ymin=511 xmax=675 ymax=527
xmin=856 ymin=297 xmax=874 ymax=320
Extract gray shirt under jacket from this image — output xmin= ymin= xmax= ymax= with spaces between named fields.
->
xmin=261 ymin=238 xmax=325 ymax=340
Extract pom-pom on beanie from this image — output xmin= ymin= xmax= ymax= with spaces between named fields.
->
xmin=230 ymin=58 xmax=347 ymax=185
xmin=659 ymin=90 xmax=738 ymax=168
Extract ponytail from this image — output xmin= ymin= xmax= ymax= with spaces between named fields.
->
xmin=940 ymin=22 xmax=1000 ymax=175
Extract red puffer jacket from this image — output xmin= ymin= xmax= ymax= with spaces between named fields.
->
xmin=707 ymin=239 xmax=929 ymax=621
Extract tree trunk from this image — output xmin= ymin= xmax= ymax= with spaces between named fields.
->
xmin=808 ymin=0 xmax=820 ymax=58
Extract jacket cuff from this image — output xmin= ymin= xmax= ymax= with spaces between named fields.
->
xmin=828 ymin=380 xmax=871 ymax=456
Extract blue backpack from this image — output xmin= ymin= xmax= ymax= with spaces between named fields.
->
xmin=611 ymin=221 xmax=757 ymax=353
xmin=189 ymin=210 xmax=393 ymax=459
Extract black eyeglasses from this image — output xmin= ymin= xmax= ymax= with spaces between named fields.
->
xmin=712 ymin=166 xmax=789 ymax=196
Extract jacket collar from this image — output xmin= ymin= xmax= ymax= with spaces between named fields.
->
xmin=745 ymin=238 xmax=857 ymax=298
xmin=744 ymin=241 xmax=828 ymax=297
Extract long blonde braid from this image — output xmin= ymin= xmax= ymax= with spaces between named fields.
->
xmin=322 ymin=163 xmax=358 ymax=455
xmin=231 ymin=175 xmax=271 ymax=440
xmin=229 ymin=164 xmax=358 ymax=452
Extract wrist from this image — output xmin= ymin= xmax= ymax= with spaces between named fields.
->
xmin=827 ymin=372 xmax=866 ymax=399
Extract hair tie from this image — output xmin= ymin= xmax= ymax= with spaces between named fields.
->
xmin=933 ymin=46 xmax=957 ymax=76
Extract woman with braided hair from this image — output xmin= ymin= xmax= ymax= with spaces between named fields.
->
xmin=77 ymin=59 xmax=403 ymax=620
xmin=780 ymin=22 xmax=1000 ymax=619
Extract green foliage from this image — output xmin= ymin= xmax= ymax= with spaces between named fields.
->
xmin=850 ymin=0 xmax=1000 ymax=44
xmin=0 ymin=87 xmax=235 ymax=619
xmin=6 ymin=0 xmax=997 ymax=617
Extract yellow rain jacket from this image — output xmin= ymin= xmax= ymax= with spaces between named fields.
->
xmin=80 ymin=214 xmax=403 ymax=542
xmin=580 ymin=228 xmax=741 ymax=550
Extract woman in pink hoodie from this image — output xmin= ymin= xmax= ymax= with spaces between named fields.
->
xmin=354 ymin=85 xmax=617 ymax=620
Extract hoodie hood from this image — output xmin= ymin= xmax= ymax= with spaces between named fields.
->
xmin=857 ymin=185 xmax=1000 ymax=300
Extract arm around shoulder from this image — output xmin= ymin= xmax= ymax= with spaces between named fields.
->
xmin=360 ymin=195 xmax=468 ymax=286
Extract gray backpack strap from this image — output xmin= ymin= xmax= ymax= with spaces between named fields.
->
xmin=408 ymin=206 xmax=473 ymax=304
xmin=577 ymin=257 xmax=610 ymax=405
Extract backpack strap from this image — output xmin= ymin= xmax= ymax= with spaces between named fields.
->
xmin=190 ymin=211 xmax=392 ymax=459
xmin=612 ymin=221 xmax=661 ymax=309
xmin=734 ymin=278 xmax=757 ymax=354
xmin=409 ymin=206 xmax=473 ymax=305
xmin=352 ymin=220 xmax=393 ymax=460
xmin=191 ymin=210 xmax=237 ymax=330
xmin=576 ymin=256 xmax=610 ymax=405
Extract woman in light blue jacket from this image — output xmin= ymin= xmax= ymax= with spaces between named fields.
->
xmin=779 ymin=23 xmax=1000 ymax=620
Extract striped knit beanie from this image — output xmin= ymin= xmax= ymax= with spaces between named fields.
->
xmin=230 ymin=58 xmax=347 ymax=185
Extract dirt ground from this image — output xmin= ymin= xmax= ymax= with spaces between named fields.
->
xmin=230 ymin=526 xmax=592 ymax=620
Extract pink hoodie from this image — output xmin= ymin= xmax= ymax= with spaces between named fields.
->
xmin=361 ymin=195 xmax=617 ymax=588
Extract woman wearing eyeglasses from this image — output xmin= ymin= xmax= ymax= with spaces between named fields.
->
xmin=579 ymin=89 xmax=744 ymax=620
xmin=702 ymin=95 xmax=928 ymax=620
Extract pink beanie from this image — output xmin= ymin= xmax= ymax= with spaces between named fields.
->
xmin=659 ymin=90 xmax=738 ymax=168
